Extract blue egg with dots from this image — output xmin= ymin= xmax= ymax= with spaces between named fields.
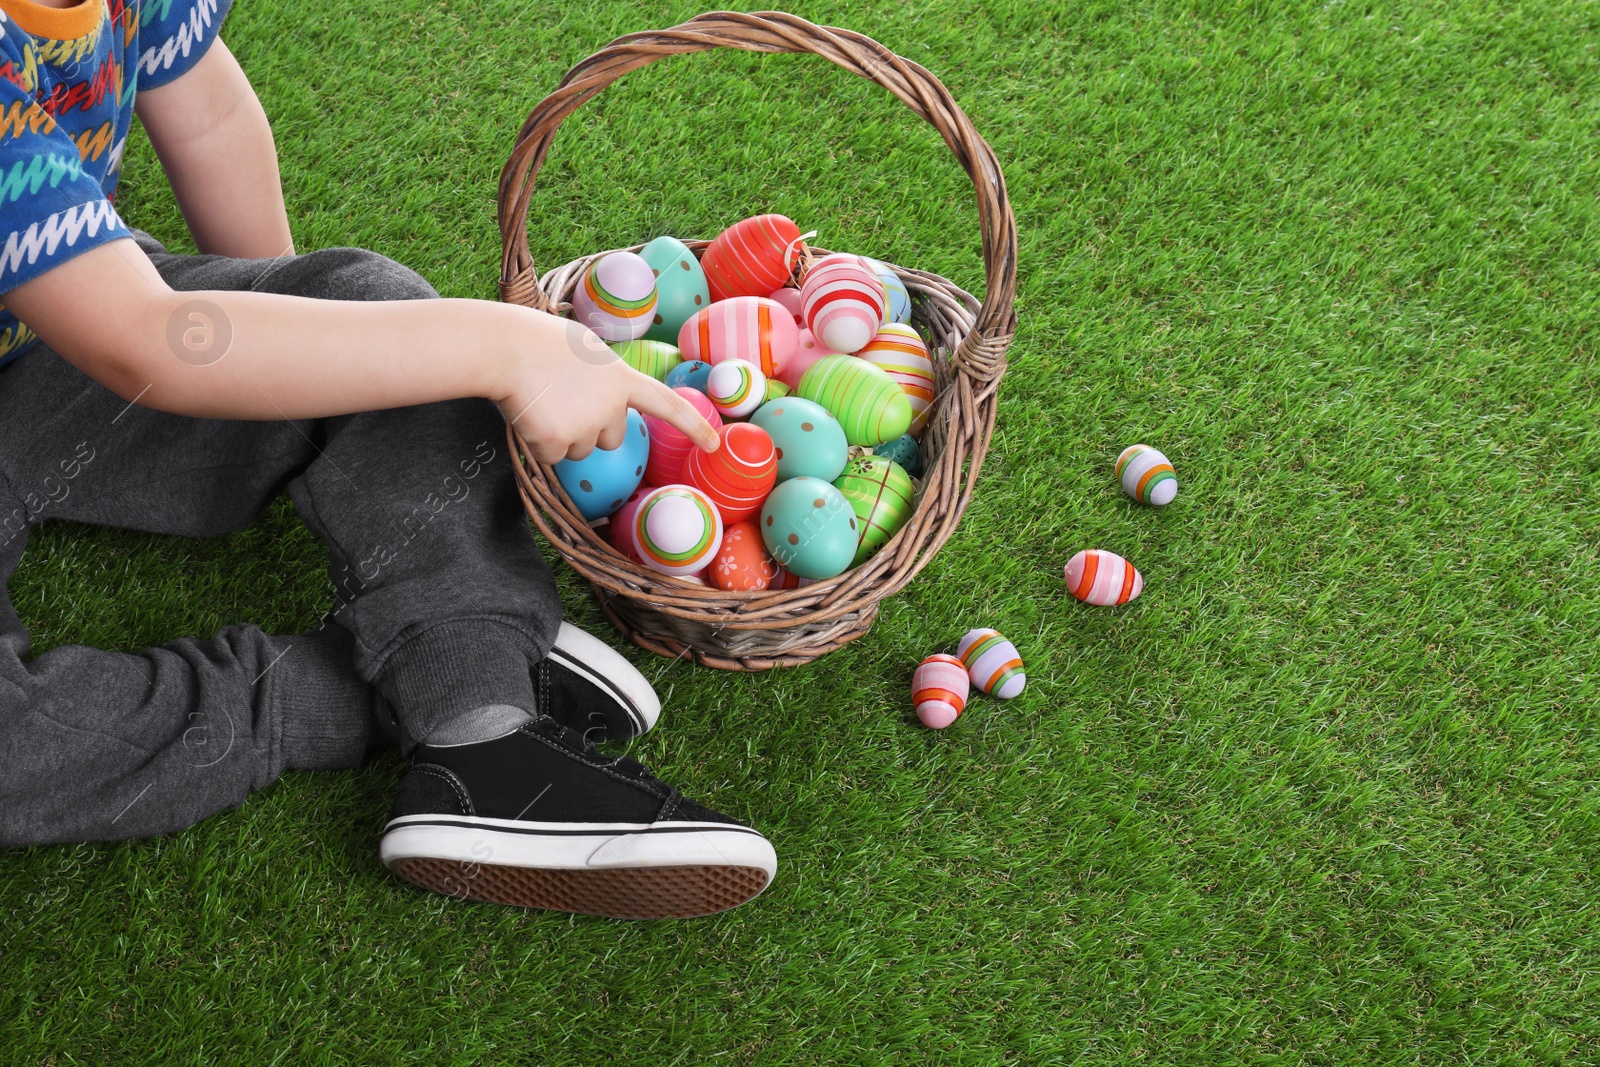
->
xmin=553 ymin=408 xmax=650 ymax=521
xmin=664 ymin=359 xmax=713 ymax=394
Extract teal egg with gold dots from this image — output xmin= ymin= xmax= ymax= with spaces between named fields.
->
xmin=760 ymin=477 xmax=858 ymax=580
xmin=640 ymin=236 xmax=710 ymax=344
xmin=750 ymin=397 xmax=849 ymax=483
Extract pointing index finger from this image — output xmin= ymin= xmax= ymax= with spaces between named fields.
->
xmin=632 ymin=376 xmax=720 ymax=452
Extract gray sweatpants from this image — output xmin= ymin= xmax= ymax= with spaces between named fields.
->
xmin=0 ymin=228 xmax=562 ymax=847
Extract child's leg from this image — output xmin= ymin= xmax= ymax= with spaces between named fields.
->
xmin=135 ymin=231 xmax=563 ymax=745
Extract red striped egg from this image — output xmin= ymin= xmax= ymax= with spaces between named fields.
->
xmin=857 ymin=323 xmax=936 ymax=436
xmin=643 ymin=387 xmax=722 ymax=487
xmin=701 ymin=214 xmax=804 ymax=302
xmin=1064 ymin=549 xmax=1144 ymax=606
xmin=769 ymin=567 xmax=814 ymax=590
xmin=913 ymin=653 xmax=970 ymax=729
xmin=677 ymin=296 xmax=799 ymax=379
xmin=569 ymin=252 xmax=657 ymax=342
xmin=683 ymin=422 xmax=778 ymax=523
xmin=801 ymin=254 xmax=887 ymax=355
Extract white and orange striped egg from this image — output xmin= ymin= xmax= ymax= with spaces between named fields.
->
xmin=912 ymin=653 xmax=969 ymax=729
xmin=1064 ymin=549 xmax=1144 ymax=606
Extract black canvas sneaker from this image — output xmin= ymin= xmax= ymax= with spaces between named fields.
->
xmin=539 ymin=622 xmax=661 ymax=742
xmin=379 ymin=716 xmax=776 ymax=919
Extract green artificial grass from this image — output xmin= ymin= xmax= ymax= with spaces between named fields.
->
xmin=3 ymin=0 xmax=1598 ymax=1062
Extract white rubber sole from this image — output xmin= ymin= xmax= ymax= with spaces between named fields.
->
xmin=380 ymin=814 xmax=775 ymax=919
xmin=551 ymin=621 xmax=661 ymax=736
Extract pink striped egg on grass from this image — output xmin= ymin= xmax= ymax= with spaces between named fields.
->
xmin=569 ymin=251 xmax=657 ymax=342
xmin=1064 ymin=549 xmax=1144 ymax=606
xmin=801 ymin=253 xmax=886 ymax=355
xmin=913 ymin=653 xmax=969 ymax=729
xmin=956 ymin=628 xmax=1026 ymax=699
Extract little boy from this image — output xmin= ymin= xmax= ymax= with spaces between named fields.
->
xmin=0 ymin=0 xmax=776 ymax=919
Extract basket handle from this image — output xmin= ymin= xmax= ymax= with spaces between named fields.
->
xmin=496 ymin=10 xmax=1017 ymax=382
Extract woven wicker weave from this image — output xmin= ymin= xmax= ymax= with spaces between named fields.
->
xmin=496 ymin=10 xmax=1016 ymax=670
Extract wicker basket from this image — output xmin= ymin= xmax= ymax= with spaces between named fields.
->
xmin=496 ymin=10 xmax=1016 ymax=670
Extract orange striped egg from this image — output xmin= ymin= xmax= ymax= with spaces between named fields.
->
xmin=956 ymin=628 xmax=1026 ymax=700
xmin=1115 ymin=444 xmax=1178 ymax=506
xmin=677 ymin=296 xmax=799 ymax=379
xmin=701 ymin=214 xmax=804 ymax=302
xmin=769 ymin=566 xmax=814 ymax=590
xmin=913 ymin=653 xmax=969 ymax=729
xmin=569 ymin=252 xmax=657 ymax=342
xmin=683 ymin=422 xmax=778 ymax=523
xmin=633 ymin=485 xmax=723 ymax=577
xmin=856 ymin=323 xmax=936 ymax=436
xmin=801 ymin=254 xmax=887 ymax=355
xmin=1064 ymin=549 xmax=1144 ymax=607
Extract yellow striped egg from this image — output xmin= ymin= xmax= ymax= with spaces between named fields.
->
xmin=857 ymin=324 xmax=935 ymax=436
xmin=1115 ymin=444 xmax=1178 ymax=506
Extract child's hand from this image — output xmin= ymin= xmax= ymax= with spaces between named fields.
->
xmin=499 ymin=317 xmax=719 ymax=465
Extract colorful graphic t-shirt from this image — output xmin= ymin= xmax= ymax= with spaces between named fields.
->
xmin=0 ymin=0 xmax=230 ymax=366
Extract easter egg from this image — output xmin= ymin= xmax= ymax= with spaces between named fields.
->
xmin=874 ymin=433 xmax=922 ymax=478
xmin=801 ymin=253 xmax=886 ymax=355
xmin=674 ymin=569 xmax=710 ymax=586
xmin=552 ymin=409 xmax=650 ymax=521
xmin=684 ymin=422 xmax=779 ymax=523
xmin=751 ymin=397 xmax=849 ymax=483
xmin=664 ymin=359 xmax=713 ymax=393
xmin=956 ymin=628 xmax=1026 ymax=700
xmin=644 ymin=387 xmax=722 ymax=487
xmin=769 ymin=567 xmax=815 ymax=590
xmin=570 ymin=251 xmax=657 ymax=342
xmin=677 ymin=296 xmax=799 ymax=379
xmin=1065 ymin=549 xmax=1144 ymax=607
xmin=709 ymin=519 xmax=778 ymax=591
xmin=857 ymin=323 xmax=935 ymax=436
xmin=863 ymin=257 xmax=912 ymax=325
xmin=777 ymin=329 xmax=838 ymax=389
xmin=634 ymin=485 xmax=723 ymax=577
xmin=611 ymin=338 xmax=682 ymax=382
xmin=639 ymin=236 xmax=710 ymax=344
xmin=797 ymin=355 xmax=913 ymax=447
xmin=760 ymin=477 xmax=858 ymax=580
xmin=701 ymin=214 xmax=804 ymax=302
xmin=913 ymin=653 xmax=969 ymax=729
xmin=607 ymin=484 xmax=653 ymax=563
xmin=1115 ymin=444 xmax=1178 ymax=506
xmin=767 ymin=287 xmax=805 ymax=329
xmin=706 ymin=359 xmax=766 ymax=419
xmin=764 ymin=378 xmax=790 ymax=402
xmin=833 ymin=455 xmax=915 ymax=565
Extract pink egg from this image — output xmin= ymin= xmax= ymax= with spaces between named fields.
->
xmin=801 ymin=253 xmax=886 ymax=355
xmin=676 ymin=296 xmax=799 ymax=379
xmin=1065 ymin=549 xmax=1144 ymax=606
xmin=777 ymin=329 xmax=839 ymax=389
xmin=644 ymin=387 xmax=722 ymax=487
xmin=767 ymin=286 xmax=805 ymax=329
xmin=913 ymin=653 xmax=969 ymax=729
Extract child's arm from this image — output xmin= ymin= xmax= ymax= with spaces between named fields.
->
xmin=133 ymin=36 xmax=293 ymax=260
xmin=2 ymin=240 xmax=714 ymax=462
